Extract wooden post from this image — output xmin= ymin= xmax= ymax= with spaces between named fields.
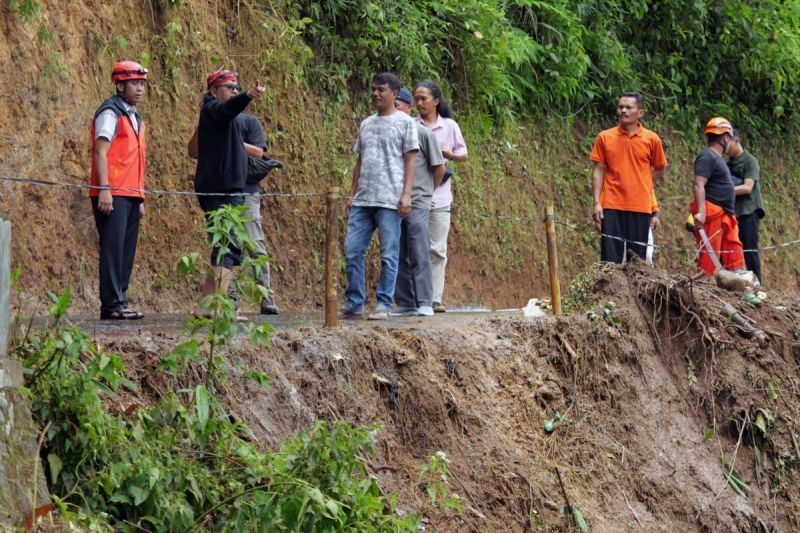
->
xmin=544 ymin=206 xmax=562 ymax=315
xmin=0 ymin=217 xmax=10 ymax=358
xmin=324 ymin=187 xmax=341 ymax=327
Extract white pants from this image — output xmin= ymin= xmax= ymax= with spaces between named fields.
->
xmin=429 ymin=207 xmax=451 ymax=304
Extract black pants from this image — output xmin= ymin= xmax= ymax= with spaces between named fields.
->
xmin=92 ymin=196 xmax=142 ymax=314
xmin=600 ymin=209 xmax=650 ymax=264
xmin=737 ymin=212 xmax=761 ymax=282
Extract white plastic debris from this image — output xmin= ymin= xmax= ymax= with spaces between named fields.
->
xmin=522 ymin=298 xmax=545 ymax=318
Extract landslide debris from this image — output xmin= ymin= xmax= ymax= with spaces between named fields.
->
xmin=98 ymin=263 xmax=800 ymax=530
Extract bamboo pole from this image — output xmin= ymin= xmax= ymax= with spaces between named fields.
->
xmin=544 ymin=206 xmax=562 ymax=315
xmin=324 ymin=187 xmax=341 ymax=327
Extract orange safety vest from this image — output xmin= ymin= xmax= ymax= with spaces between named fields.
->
xmin=90 ymin=97 xmax=146 ymax=199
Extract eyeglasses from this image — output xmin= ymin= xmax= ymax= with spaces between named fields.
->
xmin=120 ymin=68 xmax=149 ymax=76
xmin=221 ymin=84 xmax=241 ymax=92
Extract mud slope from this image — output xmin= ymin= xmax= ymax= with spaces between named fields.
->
xmin=104 ymin=263 xmax=799 ymax=531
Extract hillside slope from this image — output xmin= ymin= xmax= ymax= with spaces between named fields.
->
xmin=1 ymin=1 xmax=800 ymax=315
xmin=96 ymin=262 xmax=800 ymax=530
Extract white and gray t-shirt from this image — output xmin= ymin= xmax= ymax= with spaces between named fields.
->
xmin=352 ymin=111 xmax=419 ymax=210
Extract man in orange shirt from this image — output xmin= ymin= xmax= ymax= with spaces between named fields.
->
xmin=90 ymin=61 xmax=148 ymax=320
xmin=590 ymin=93 xmax=667 ymax=263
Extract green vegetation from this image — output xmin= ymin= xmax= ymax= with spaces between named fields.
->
xmin=11 ymin=210 xmax=428 ymax=530
xmin=290 ymin=0 xmax=800 ymax=130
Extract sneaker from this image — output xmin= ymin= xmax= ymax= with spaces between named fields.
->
xmin=432 ymin=302 xmax=447 ymax=313
xmin=417 ymin=305 xmax=434 ymax=316
xmin=367 ymin=307 xmax=390 ymax=320
xmin=339 ymin=307 xmax=364 ymax=320
xmin=392 ymin=306 xmax=418 ymax=317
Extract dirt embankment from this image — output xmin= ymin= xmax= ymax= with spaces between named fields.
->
xmin=102 ymin=263 xmax=800 ymax=531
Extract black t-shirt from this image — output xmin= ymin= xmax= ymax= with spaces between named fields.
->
xmin=694 ymin=149 xmax=735 ymax=214
xmin=238 ymin=113 xmax=268 ymax=194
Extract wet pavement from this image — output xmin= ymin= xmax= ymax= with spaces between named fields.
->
xmin=53 ymin=308 xmax=520 ymax=338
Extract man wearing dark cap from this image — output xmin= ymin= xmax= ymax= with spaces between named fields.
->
xmin=193 ymin=69 xmax=265 ymax=316
xmin=393 ymin=88 xmax=445 ymax=316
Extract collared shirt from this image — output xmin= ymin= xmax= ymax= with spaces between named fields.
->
xmin=590 ymin=123 xmax=667 ymax=214
xmin=727 ymin=150 xmax=765 ymax=219
xmin=94 ymin=99 xmax=139 ymax=141
xmin=417 ymin=115 xmax=467 ymax=209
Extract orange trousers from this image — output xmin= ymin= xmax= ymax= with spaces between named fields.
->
xmin=690 ymin=200 xmax=745 ymax=276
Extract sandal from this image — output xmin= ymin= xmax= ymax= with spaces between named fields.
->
xmin=101 ymin=309 xmax=144 ymax=320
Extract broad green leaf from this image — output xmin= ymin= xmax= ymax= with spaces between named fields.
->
xmin=50 ymin=286 xmax=72 ymax=318
xmin=129 ymin=484 xmax=149 ymax=506
xmin=195 ymin=385 xmax=210 ymax=432
xmin=47 ymin=453 xmax=62 ymax=485
xmin=572 ymin=507 xmax=589 ymax=533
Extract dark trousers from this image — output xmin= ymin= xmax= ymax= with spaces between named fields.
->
xmin=395 ymin=208 xmax=433 ymax=308
xmin=600 ymin=209 xmax=650 ymax=264
xmin=92 ymin=196 xmax=142 ymax=313
xmin=737 ymin=212 xmax=762 ymax=282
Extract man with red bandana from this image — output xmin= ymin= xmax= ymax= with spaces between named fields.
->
xmin=193 ymin=70 xmax=265 ymax=316
xmin=90 ymin=60 xmax=148 ymax=320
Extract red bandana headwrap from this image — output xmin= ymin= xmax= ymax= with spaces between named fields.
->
xmin=206 ymin=69 xmax=239 ymax=90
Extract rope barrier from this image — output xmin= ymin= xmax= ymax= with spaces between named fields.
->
xmin=0 ymin=176 xmax=327 ymax=199
xmin=2 ymin=174 xmax=799 ymax=255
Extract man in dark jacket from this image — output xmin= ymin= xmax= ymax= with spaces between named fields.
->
xmin=194 ymin=70 xmax=265 ymax=314
xmin=188 ymin=83 xmax=279 ymax=315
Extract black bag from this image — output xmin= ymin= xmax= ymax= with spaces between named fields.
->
xmin=442 ymin=166 xmax=454 ymax=184
xmin=246 ymin=156 xmax=284 ymax=185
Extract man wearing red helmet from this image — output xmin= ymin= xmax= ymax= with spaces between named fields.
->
xmin=193 ymin=69 xmax=265 ymax=316
xmin=89 ymin=60 xmax=149 ymax=320
xmin=691 ymin=117 xmax=746 ymax=276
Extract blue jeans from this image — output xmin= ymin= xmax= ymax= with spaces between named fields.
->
xmin=344 ymin=206 xmax=402 ymax=311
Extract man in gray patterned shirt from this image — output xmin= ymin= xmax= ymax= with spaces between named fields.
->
xmin=341 ymin=73 xmax=419 ymax=320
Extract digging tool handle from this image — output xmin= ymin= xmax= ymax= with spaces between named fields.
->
xmin=697 ymin=227 xmax=724 ymax=272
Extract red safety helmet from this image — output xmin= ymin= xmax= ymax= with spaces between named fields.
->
xmin=112 ymin=60 xmax=149 ymax=82
xmin=206 ymin=69 xmax=238 ymax=90
xmin=703 ymin=117 xmax=733 ymax=135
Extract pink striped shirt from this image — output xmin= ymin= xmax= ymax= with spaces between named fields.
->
xmin=417 ymin=115 xmax=467 ymax=208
